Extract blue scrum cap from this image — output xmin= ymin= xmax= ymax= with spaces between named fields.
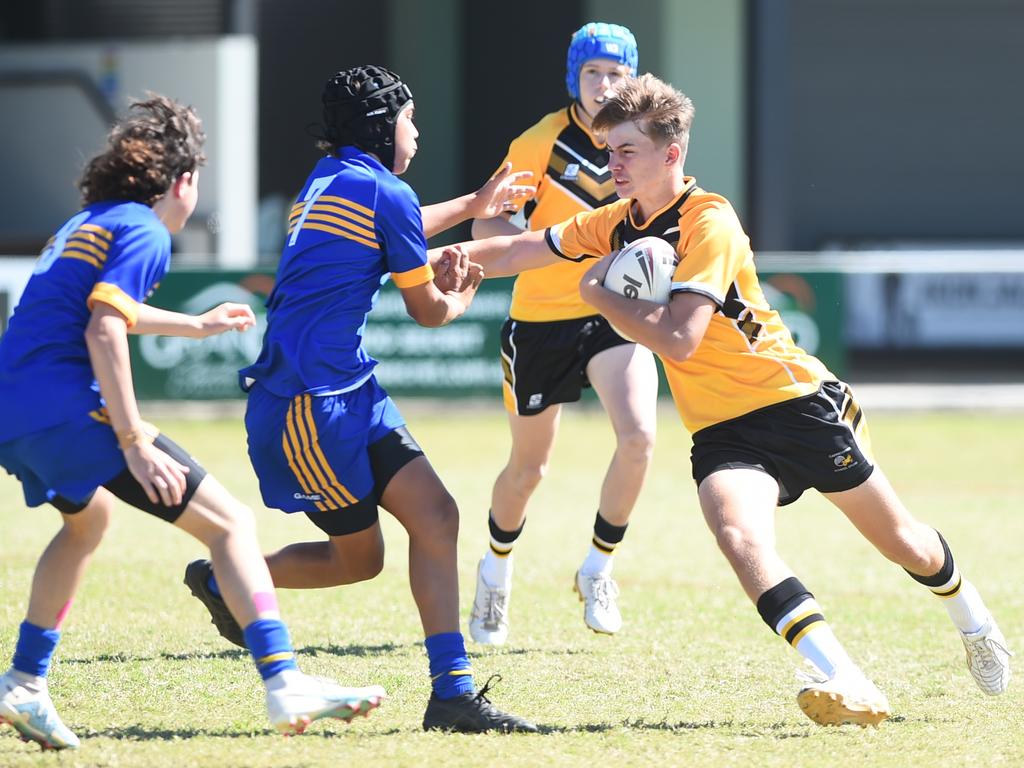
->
xmin=565 ymin=22 xmax=639 ymax=100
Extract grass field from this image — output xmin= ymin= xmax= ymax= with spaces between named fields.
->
xmin=1 ymin=406 xmax=1022 ymax=767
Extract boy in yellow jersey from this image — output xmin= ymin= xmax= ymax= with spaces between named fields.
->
xmin=469 ymin=22 xmax=658 ymax=645
xmin=446 ymin=73 xmax=1011 ymax=726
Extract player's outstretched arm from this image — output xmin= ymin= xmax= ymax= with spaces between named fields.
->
xmin=85 ymin=303 xmax=190 ymax=506
xmin=420 ymin=163 xmax=534 ymax=239
xmin=579 ymin=257 xmax=715 ymax=361
xmin=442 ymin=229 xmax=558 ymax=278
xmin=130 ymin=302 xmax=256 ymax=338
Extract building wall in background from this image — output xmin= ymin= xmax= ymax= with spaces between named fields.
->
xmin=589 ymin=0 xmax=747 ymax=219
xmin=750 ymin=0 xmax=1024 ymax=250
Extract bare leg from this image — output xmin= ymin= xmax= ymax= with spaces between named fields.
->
xmin=824 ymin=468 xmax=943 ymax=574
xmin=265 ymin=525 xmax=385 ymax=589
xmin=378 ymin=456 xmax=460 ymax=637
xmin=24 ymin=490 xmax=115 ymax=628
xmin=174 ymin=475 xmax=278 ymax=627
xmin=489 ymin=405 xmax=561 ymax=531
xmin=586 ymin=343 xmax=658 ymax=526
xmin=698 ymin=468 xmax=791 ymax=600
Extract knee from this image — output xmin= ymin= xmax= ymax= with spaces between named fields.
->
xmin=616 ymin=425 xmax=656 ymax=465
xmin=63 ymin=496 xmax=114 ymax=550
xmin=712 ymin=522 xmax=761 ymax=562
xmin=421 ymin=491 xmax=460 ymax=542
xmin=508 ymin=461 xmax=547 ymax=495
xmin=339 ymin=546 xmax=385 ymax=584
xmin=878 ymin=524 xmax=941 ymax=572
xmin=203 ymin=501 xmax=258 ymax=544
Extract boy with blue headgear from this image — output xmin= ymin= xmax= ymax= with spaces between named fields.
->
xmin=467 ymin=23 xmax=651 ymax=647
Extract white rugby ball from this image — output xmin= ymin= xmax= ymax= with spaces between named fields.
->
xmin=603 ymin=236 xmax=679 ymax=304
xmin=601 ymin=236 xmax=679 ymax=341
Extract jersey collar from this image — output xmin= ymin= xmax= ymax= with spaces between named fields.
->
xmin=628 ymin=177 xmax=698 ymax=230
xmin=568 ymin=103 xmax=607 ymax=150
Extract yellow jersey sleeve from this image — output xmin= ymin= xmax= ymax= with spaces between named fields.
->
xmin=672 ymin=202 xmax=751 ymax=307
xmin=547 ymin=200 xmax=631 ymax=261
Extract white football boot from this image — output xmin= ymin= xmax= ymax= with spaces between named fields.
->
xmin=796 ymin=665 xmax=891 ymax=727
xmin=961 ymin=616 xmax=1013 ymax=695
xmin=574 ymin=569 xmax=622 ymax=635
xmin=468 ymin=558 xmax=512 ymax=645
xmin=265 ymin=670 xmax=385 ymax=735
xmin=0 ymin=670 xmax=79 ymax=750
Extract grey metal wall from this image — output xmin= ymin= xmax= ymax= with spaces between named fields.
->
xmin=751 ymin=0 xmax=1024 ymax=250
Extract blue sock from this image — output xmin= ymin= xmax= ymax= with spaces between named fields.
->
xmin=425 ymin=632 xmax=474 ymax=699
xmin=207 ymin=573 xmax=221 ymax=597
xmin=12 ymin=621 xmax=61 ymax=678
xmin=243 ymin=618 xmax=298 ymax=681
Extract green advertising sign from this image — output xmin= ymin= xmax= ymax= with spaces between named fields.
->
xmin=759 ymin=271 xmax=846 ymax=377
xmin=129 ymin=269 xmax=845 ymax=401
xmin=128 ymin=270 xmax=516 ymax=400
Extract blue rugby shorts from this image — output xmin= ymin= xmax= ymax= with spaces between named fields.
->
xmin=244 ymin=376 xmax=421 ymax=536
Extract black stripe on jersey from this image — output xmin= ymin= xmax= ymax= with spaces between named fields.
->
xmin=544 ymin=227 xmax=595 ymax=263
xmin=784 ymin=613 xmax=825 ymax=646
xmin=609 ymin=185 xmax=696 ymax=255
xmin=536 ymin=109 xmax=617 ymax=212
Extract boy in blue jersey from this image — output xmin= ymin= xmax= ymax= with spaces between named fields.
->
xmin=0 ymin=96 xmax=385 ymax=751
xmin=185 ymin=66 xmax=537 ymax=733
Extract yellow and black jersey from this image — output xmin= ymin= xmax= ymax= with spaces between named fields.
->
xmin=546 ymin=178 xmax=835 ymax=433
xmin=499 ymin=104 xmax=618 ymax=321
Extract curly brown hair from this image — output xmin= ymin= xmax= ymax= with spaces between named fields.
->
xmin=78 ymin=94 xmax=207 ymax=207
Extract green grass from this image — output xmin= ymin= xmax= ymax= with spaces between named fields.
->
xmin=2 ymin=407 xmax=1022 ymax=767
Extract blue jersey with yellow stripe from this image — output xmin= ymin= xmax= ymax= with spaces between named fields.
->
xmin=0 ymin=201 xmax=170 ymax=443
xmin=240 ymin=147 xmax=433 ymax=397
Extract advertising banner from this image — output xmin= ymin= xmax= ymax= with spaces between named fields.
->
xmin=125 ymin=269 xmax=848 ymax=400
xmin=126 ymin=270 xmax=515 ymax=400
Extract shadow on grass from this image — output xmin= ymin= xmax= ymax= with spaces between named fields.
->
xmin=82 ymin=724 xmax=409 ymax=742
xmin=61 ymin=642 xmax=412 ymax=666
xmin=295 ymin=641 xmax=413 ymax=657
xmin=537 ymin=718 xmax=730 ymax=734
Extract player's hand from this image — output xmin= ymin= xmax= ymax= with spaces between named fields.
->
xmin=471 ymin=163 xmax=535 ymax=219
xmin=434 ymin=245 xmax=470 ymax=292
xmin=580 ymin=254 xmax=615 ymax=301
xmin=124 ymin=441 xmax=190 ymax=506
xmin=451 ymin=260 xmax=484 ymax=310
xmin=198 ymin=302 xmax=257 ymax=337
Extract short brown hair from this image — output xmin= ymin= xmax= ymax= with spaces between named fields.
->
xmin=78 ymin=94 xmax=206 ymax=207
xmin=593 ymin=73 xmax=694 ymax=147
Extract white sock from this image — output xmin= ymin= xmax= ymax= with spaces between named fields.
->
xmin=579 ymin=545 xmax=614 ymax=578
xmin=480 ymin=550 xmax=512 ymax=587
xmin=7 ymin=668 xmax=46 ymax=693
xmin=933 ymin=574 xmax=989 ymax=634
xmin=775 ymin=598 xmax=855 ymax=679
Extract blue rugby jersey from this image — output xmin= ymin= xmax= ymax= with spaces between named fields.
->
xmin=240 ymin=147 xmax=433 ymax=397
xmin=0 ymin=202 xmax=170 ymax=442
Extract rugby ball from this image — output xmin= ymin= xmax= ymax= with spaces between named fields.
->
xmin=601 ymin=236 xmax=679 ymax=341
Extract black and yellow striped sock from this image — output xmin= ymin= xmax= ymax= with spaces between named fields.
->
xmin=480 ymin=511 xmax=523 ymax=586
xmin=579 ymin=512 xmax=627 ymax=576
xmin=756 ymin=577 xmax=853 ymax=678
xmin=905 ymin=530 xmax=988 ymax=633
xmin=488 ymin=511 xmax=524 ymax=559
